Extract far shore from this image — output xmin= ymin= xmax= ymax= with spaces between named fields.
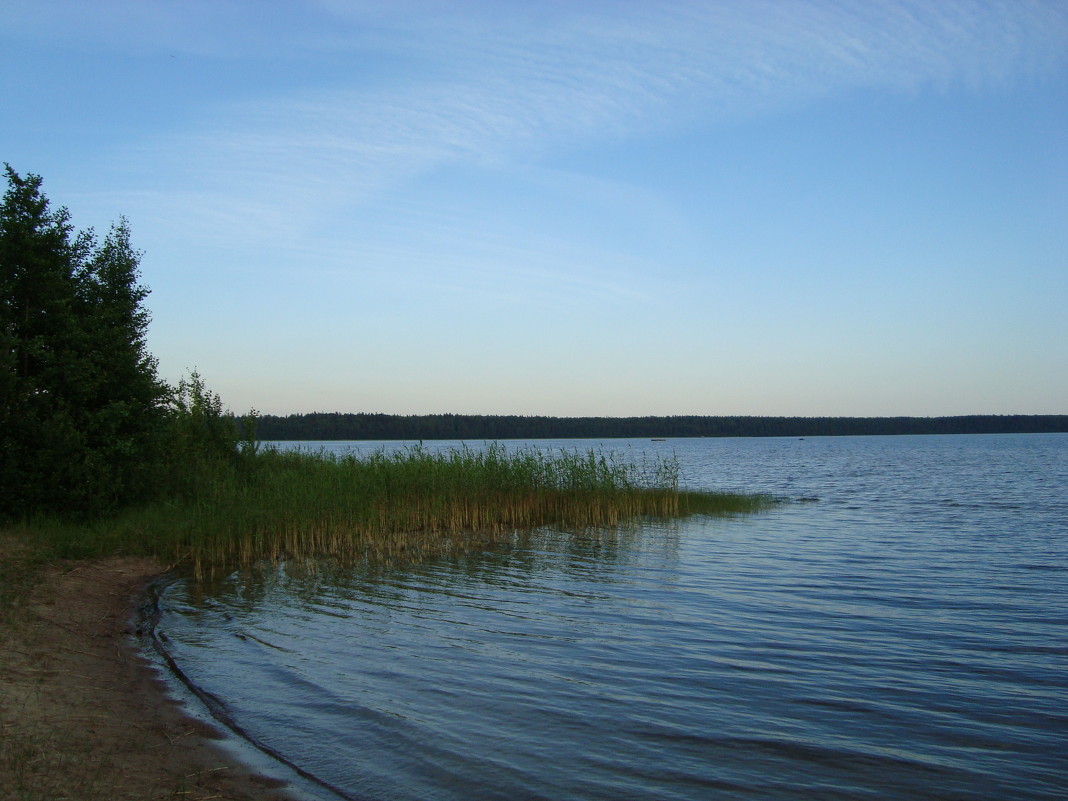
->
xmin=0 ymin=536 xmax=298 ymax=801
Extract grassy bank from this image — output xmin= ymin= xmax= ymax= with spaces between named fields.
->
xmin=11 ymin=443 xmax=775 ymax=577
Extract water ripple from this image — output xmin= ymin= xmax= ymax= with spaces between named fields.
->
xmin=154 ymin=434 xmax=1068 ymax=801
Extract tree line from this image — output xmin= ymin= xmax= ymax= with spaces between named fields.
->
xmin=254 ymin=412 xmax=1068 ymax=441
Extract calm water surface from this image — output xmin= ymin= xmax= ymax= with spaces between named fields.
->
xmin=153 ymin=434 xmax=1068 ymax=800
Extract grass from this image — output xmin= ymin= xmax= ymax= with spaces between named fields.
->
xmin=10 ymin=442 xmax=777 ymax=577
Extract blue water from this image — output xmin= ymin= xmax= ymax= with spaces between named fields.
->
xmin=153 ymin=434 xmax=1068 ymax=800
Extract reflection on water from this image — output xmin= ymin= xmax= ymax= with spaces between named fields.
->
xmin=185 ymin=521 xmax=679 ymax=606
xmin=154 ymin=434 xmax=1068 ymax=801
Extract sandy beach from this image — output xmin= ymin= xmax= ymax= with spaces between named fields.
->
xmin=0 ymin=541 xmax=297 ymax=801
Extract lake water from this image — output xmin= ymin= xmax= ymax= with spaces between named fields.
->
xmin=151 ymin=434 xmax=1067 ymax=800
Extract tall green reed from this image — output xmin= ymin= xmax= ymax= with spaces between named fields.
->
xmin=20 ymin=443 xmax=775 ymax=576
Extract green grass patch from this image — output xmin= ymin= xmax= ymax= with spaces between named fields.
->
xmin=677 ymin=489 xmax=778 ymax=516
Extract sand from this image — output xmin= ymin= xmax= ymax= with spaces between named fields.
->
xmin=0 ymin=542 xmax=300 ymax=801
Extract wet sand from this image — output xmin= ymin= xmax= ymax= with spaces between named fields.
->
xmin=0 ymin=543 xmax=297 ymax=801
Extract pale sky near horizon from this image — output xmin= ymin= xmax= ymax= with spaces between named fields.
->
xmin=3 ymin=1 xmax=1066 ymax=417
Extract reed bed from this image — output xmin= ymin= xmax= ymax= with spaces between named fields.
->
xmin=23 ymin=443 xmax=776 ymax=576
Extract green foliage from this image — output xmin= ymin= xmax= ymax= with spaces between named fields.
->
xmin=0 ymin=165 xmax=168 ymax=518
xmin=153 ymin=370 xmax=260 ymax=510
xmin=166 ymin=372 xmax=256 ymax=466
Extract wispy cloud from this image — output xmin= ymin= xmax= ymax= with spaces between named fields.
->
xmin=49 ymin=0 xmax=1064 ymax=315
xmin=110 ymin=1 xmax=1066 ymax=199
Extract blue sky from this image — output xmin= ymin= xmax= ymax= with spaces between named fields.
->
xmin=3 ymin=0 xmax=1066 ymax=417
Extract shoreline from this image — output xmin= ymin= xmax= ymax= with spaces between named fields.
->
xmin=0 ymin=546 xmax=298 ymax=801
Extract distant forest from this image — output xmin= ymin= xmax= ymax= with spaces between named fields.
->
xmin=254 ymin=413 xmax=1068 ymax=442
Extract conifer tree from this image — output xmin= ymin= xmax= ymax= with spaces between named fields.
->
xmin=0 ymin=165 xmax=168 ymax=517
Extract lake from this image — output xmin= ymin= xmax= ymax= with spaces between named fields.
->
xmin=149 ymin=434 xmax=1067 ymax=800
